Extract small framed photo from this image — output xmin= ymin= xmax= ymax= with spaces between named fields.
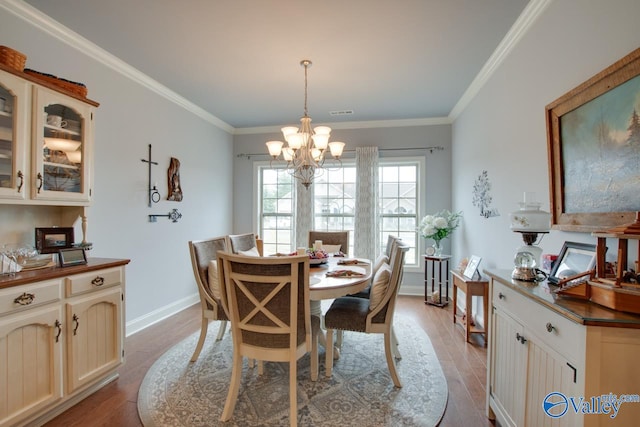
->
xmin=36 ymin=227 xmax=74 ymax=254
xmin=548 ymin=241 xmax=596 ymax=285
xmin=463 ymin=255 xmax=482 ymax=279
xmin=58 ymin=247 xmax=87 ymax=267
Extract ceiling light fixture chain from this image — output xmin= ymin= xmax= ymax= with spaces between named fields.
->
xmin=265 ymin=59 xmax=345 ymax=188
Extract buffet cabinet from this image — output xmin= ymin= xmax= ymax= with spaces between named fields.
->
xmin=0 ymin=64 xmax=98 ymax=205
xmin=485 ymin=270 xmax=640 ymax=427
xmin=0 ymin=258 xmax=128 ymax=427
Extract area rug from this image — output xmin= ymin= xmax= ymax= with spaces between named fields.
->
xmin=137 ymin=315 xmax=448 ymax=426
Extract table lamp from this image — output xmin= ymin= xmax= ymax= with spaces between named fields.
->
xmin=509 ymin=192 xmax=551 ymax=281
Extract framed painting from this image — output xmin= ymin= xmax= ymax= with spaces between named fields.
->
xmin=35 ymin=227 xmax=74 ymax=254
xmin=546 ymin=47 xmax=640 ymax=232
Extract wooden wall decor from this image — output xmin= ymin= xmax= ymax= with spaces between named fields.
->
xmin=167 ymin=157 xmax=183 ymax=202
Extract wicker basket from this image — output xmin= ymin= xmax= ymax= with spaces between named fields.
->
xmin=0 ymin=46 xmax=27 ymax=71
xmin=24 ymin=68 xmax=88 ymax=98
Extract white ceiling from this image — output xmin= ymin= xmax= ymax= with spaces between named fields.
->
xmin=24 ymin=0 xmax=530 ymax=130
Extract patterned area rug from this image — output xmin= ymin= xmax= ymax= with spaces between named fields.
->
xmin=137 ymin=315 xmax=448 ymax=426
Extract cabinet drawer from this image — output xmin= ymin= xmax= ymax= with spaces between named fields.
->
xmin=66 ymin=267 xmax=123 ymax=296
xmin=492 ymin=281 xmax=585 ymax=361
xmin=0 ymin=279 xmax=62 ymax=315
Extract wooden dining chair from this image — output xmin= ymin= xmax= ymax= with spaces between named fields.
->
xmin=348 ymin=235 xmax=401 ymax=300
xmin=228 ymin=232 xmax=264 ymax=256
xmin=217 ymin=252 xmax=317 ymax=426
xmin=308 ymin=230 xmax=349 ymax=255
xmin=187 ymin=236 xmax=230 ymax=362
xmin=324 ymin=242 xmax=409 ymax=387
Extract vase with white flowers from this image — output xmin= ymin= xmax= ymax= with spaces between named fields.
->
xmin=419 ymin=210 xmax=462 ymax=256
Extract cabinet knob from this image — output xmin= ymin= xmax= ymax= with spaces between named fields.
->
xmin=516 ymin=332 xmax=527 ymax=344
xmin=72 ymin=314 xmax=80 ymax=335
xmin=36 ymin=173 xmax=43 ymax=193
xmin=14 ymin=292 xmax=35 ymax=305
xmin=91 ymin=276 xmax=105 ymax=286
xmin=498 ymin=292 xmax=505 ymax=300
xmin=54 ymin=320 xmax=62 ymax=343
xmin=546 ymin=322 xmax=556 ymax=333
xmin=16 ymin=170 xmax=24 ymax=193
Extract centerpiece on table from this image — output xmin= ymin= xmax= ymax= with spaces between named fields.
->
xmin=307 ymin=248 xmax=329 ymax=265
xmin=419 ymin=210 xmax=462 ymax=256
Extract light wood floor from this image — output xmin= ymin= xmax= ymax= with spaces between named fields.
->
xmin=45 ymin=295 xmax=495 ymax=426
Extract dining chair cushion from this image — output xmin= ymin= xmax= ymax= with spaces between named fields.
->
xmin=207 ymin=260 xmax=222 ymax=300
xmin=372 ymin=254 xmax=389 ymax=276
xmin=322 ymin=244 xmax=342 ymax=254
xmin=369 ymin=263 xmax=392 ymax=310
xmin=324 ymin=296 xmax=370 ymax=332
xmin=237 ymin=246 xmax=260 ymax=257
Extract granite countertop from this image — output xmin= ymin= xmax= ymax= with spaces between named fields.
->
xmin=484 ymin=268 xmax=640 ymax=329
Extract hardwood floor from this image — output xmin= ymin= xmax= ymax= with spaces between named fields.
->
xmin=45 ymin=295 xmax=494 ymax=426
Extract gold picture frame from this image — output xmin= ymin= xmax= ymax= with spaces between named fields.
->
xmin=546 ymin=47 xmax=640 ymax=232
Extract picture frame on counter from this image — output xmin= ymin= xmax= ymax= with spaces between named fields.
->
xmin=35 ymin=227 xmax=74 ymax=254
xmin=58 ymin=247 xmax=87 ymax=267
xmin=548 ymin=241 xmax=596 ymax=285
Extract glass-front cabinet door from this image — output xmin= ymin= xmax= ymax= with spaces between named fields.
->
xmin=32 ymin=86 xmax=93 ymax=203
xmin=0 ymin=70 xmax=29 ymax=200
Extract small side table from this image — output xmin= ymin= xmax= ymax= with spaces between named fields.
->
xmin=451 ymin=270 xmax=489 ymax=346
xmin=423 ymin=255 xmax=451 ymax=307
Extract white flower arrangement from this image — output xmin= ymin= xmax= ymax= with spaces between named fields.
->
xmin=419 ymin=210 xmax=462 ymax=243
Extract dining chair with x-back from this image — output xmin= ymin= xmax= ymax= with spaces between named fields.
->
xmin=187 ymin=236 xmax=230 ymax=362
xmin=217 ymin=251 xmax=317 ymax=426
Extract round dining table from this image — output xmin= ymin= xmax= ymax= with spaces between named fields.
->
xmin=307 ymin=256 xmax=372 ymax=358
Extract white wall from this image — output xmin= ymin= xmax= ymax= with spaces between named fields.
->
xmin=233 ymin=124 xmax=452 ymax=294
xmin=452 ymin=0 xmax=640 ymax=322
xmin=0 ymin=6 xmax=234 ymax=333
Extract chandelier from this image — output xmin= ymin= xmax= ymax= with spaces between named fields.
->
xmin=265 ymin=59 xmax=345 ymax=188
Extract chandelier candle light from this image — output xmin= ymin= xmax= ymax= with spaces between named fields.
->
xmin=265 ymin=60 xmax=345 ymax=188
xmin=419 ymin=210 xmax=462 ymax=256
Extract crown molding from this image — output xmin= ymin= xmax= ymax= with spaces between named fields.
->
xmin=1 ymin=0 xmax=549 ymax=134
xmin=0 ymin=0 xmax=235 ymax=133
xmin=448 ymin=0 xmax=553 ymax=120
xmin=234 ymin=116 xmax=452 ymax=135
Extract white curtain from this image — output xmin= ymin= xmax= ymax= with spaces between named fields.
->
xmin=354 ymin=146 xmax=379 ymax=259
xmin=294 ymin=178 xmax=313 ymax=249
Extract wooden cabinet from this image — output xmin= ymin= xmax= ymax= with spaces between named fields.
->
xmin=0 ymin=259 xmax=127 ymax=427
xmin=0 ymin=70 xmax=29 ymax=200
xmin=0 ymin=303 xmax=64 ymax=426
xmin=486 ymin=270 xmax=640 ymax=427
xmin=0 ymin=65 xmax=98 ymax=206
xmin=32 ymin=85 xmax=94 ymax=203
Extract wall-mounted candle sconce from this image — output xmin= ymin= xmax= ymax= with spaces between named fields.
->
xmin=149 ymin=209 xmax=182 ymax=223
xmin=141 ymin=144 xmax=160 ymax=207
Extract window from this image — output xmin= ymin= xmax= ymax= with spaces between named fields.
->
xmin=379 ymin=161 xmax=420 ymax=265
xmin=257 ymin=157 xmax=422 ymax=265
xmin=313 ymin=166 xmax=356 ymax=255
xmin=259 ymin=168 xmax=294 ymax=255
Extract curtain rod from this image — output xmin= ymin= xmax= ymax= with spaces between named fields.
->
xmin=236 ymin=146 xmax=444 ymax=159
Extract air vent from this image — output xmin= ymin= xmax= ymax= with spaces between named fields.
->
xmin=329 ymin=110 xmax=354 ymax=116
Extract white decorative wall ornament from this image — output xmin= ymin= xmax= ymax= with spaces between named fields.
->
xmin=472 ymin=170 xmax=500 ymax=218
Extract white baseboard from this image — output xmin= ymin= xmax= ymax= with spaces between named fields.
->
xmin=126 ymin=293 xmax=199 ymax=337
